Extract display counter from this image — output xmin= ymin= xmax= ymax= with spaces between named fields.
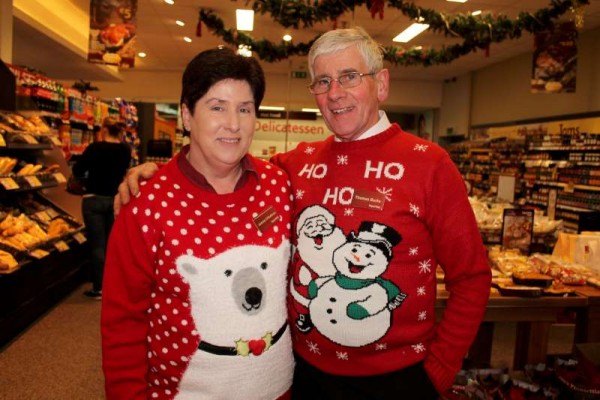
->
xmin=436 ymin=285 xmax=600 ymax=370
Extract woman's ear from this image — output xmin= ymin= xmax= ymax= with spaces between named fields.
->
xmin=181 ymin=104 xmax=191 ymax=131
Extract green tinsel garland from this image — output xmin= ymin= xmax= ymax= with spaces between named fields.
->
xmin=199 ymin=0 xmax=589 ymax=66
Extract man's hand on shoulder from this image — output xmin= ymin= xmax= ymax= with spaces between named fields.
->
xmin=113 ymin=162 xmax=160 ymax=216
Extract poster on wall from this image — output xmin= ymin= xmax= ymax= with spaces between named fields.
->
xmin=88 ymin=0 xmax=137 ymax=68
xmin=531 ymin=21 xmax=577 ymax=94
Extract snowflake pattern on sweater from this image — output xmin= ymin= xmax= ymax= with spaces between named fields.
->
xmin=102 ymin=153 xmax=295 ymax=400
xmin=271 ymin=124 xmax=491 ymax=393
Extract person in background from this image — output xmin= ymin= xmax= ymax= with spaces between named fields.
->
xmin=102 ymin=48 xmax=294 ymax=400
xmin=115 ymin=27 xmax=491 ymax=399
xmin=73 ymin=116 xmax=131 ymax=300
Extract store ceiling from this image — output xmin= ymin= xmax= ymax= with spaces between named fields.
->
xmin=12 ymin=0 xmax=600 ymax=83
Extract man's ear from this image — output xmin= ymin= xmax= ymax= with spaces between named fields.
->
xmin=376 ymin=68 xmax=390 ymax=103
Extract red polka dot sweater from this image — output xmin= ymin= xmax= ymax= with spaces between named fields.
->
xmin=102 ymin=151 xmax=295 ymax=400
xmin=271 ymin=124 xmax=491 ymax=394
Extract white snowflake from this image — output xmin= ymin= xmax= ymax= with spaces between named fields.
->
xmin=418 ymin=311 xmax=427 ymax=321
xmin=409 ymin=203 xmax=420 ymax=217
xmin=295 ymin=189 xmax=305 ymax=199
xmin=412 ymin=343 xmax=426 ymax=353
xmin=376 ymin=187 xmax=393 ymax=201
xmin=418 ymin=259 xmax=432 ymax=274
xmin=307 ymin=340 xmax=321 ymax=354
xmin=337 ymin=154 xmax=348 ymax=165
xmin=417 ymin=286 xmax=426 ymax=296
xmin=414 ymin=144 xmax=429 ymax=152
xmin=409 ymin=247 xmax=419 ymax=256
xmin=304 ymin=146 xmax=315 ymax=155
xmin=344 ymin=208 xmax=354 ymax=217
xmin=375 ymin=343 xmax=387 ymax=351
xmin=336 ymin=351 xmax=349 ymax=360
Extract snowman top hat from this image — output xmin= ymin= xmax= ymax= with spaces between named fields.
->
xmin=348 ymin=221 xmax=402 ymax=259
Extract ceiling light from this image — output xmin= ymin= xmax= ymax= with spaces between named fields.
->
xmin=471 ymin=10 xmax=482 ymax=16
xmin=259 ymin=106 xmax=285 ymax=111
xmin=301 ymin=108 xmax=322 ymax=115
xmin=164 ymin=0 xmax=174 ymax=4
xmin=447 ymin=0 xmax=467 ymax=3
xmin=183 ymin=36 xmax=192 ymax=43
xmin=393 ymin=23 xmax=429 ymax=43
xmin=237 ymin=44 xmax=252 ymax=57
xmin=138 ymin=52 xmax=147 ymax=58
xmin=236 ymin=9 xmax=254 ymax=31
xmin=176 ymin=20 xmax=185 ymax=26
xmin=283 ymin=34 xmax=292 ymax=42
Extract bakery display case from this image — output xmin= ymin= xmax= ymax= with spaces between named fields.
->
xmin=0 ymin=109 xmax=89 ymax=348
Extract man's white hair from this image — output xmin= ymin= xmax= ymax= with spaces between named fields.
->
xmin=307 ymin=26 xmax=384 ymax=79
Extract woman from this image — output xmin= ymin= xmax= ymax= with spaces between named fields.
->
xmin=73 ymin=117 xmax=131 ymax=299
xmin=101 ymin=48 xmax=294 ymax=400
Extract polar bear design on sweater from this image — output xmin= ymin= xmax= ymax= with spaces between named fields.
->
xmin=174 ymin=240 xmax=293 ymax=400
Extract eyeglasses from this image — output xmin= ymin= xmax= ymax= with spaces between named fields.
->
xmin=308 ymin=71 xmax=376 ymax=94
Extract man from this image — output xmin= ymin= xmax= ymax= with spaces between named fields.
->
xmin=116 ymin=27 xmax=491 ymax=399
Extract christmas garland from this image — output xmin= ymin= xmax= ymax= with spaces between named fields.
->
xmin=199 ymin=0 xmax=589 ymax=66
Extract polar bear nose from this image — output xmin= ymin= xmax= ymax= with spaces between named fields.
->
xmin=245 ymin=287 xmax=263 ymax=307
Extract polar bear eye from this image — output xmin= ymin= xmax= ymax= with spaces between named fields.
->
xmin=260 ymin=262 xmax=268 ymax=270
xmin=224 ymin=269 xmax=232 ymax=277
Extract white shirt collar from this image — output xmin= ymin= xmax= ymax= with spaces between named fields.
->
xmin=334 ymin=111 xmax=391 ymax=142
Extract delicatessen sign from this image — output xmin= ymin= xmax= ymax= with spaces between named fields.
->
xmin=250 ymin=112 xmax=331 ymax=158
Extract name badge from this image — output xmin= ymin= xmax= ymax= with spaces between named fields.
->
xmin=351 ymin=189 xmax=386 ymax=211
xmin=253 ymin=205 xmax=281 ymax=233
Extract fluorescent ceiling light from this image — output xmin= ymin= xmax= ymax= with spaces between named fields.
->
xmin=175 ymin=20 xmax=185 ymax=26
xmin=183 ymin=36 xmax=192 ymax=43
xmin=236 ymin=9 xmax=254 ymax=31
xmin=283 ymin=34 xmax=292 ymax=42
xmin=471 ymin=10 xmax=482 ymax=16
xmin=164 ymin=0 xmax=174 ymax=4
xmin=393 ymin=23 xmax=429 ymax=43
xmin=138 ymin=52 xmax=147 ymax=58
xmin=447 ymin=0 xmax=467 ymax=3
xmin=302 ymin=108 xmax=322 ymax=115
xmin=259 ymin=106 xmax=285 ymax=111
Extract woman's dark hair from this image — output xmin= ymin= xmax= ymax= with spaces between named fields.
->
xmin=102 ymin=117 xmax=124 ymax=138
xmin=180 ymin=47 xmax=265 ymax=115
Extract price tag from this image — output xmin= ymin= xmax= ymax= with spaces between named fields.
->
xmin=21 ymin=134 xmax=39 ymax=144
xmin=34 ymin=210 xmax=52 ymax=222
xmin=53 ymin=172 xmax=67 ymax=183
xmin=24 ymin=176 xmax=42 ymax=187
xmin=54 ymin=241 xmax=70 ymax=252
xmin=0 ymin=134 xmax=6 ymax=147
xmin=49 ymin=136 xmax=62 ymax=146
xmin=565 ymin=183 xmax=575 ymax=193
xmin=30 ymin=248 xmax=50 ymax=259
xmin=73 ymin=232 xmax=87 ymax=244
xmin=0 ymin=177 xmax=19 ymax=190
xmin=46 ymin=209 xmax=59 ymax=218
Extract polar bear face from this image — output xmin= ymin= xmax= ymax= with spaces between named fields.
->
xmin=332 ymin=241 xmax=389 ymax=280
xmin=175 ymin=240 xmax=290 ymax=344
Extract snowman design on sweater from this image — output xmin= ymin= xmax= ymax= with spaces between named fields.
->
xmin=291 ymin=217 xmax=407 ymax=347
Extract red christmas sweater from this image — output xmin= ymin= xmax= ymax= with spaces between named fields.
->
xmin=102 ymin=152 xmax=294 ymax=400
xmin=271 ymin=124 xmax=491 ymax=393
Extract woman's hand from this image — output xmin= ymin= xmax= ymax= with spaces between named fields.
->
xmin=113 ymin=162 xmax=159 ymax=216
